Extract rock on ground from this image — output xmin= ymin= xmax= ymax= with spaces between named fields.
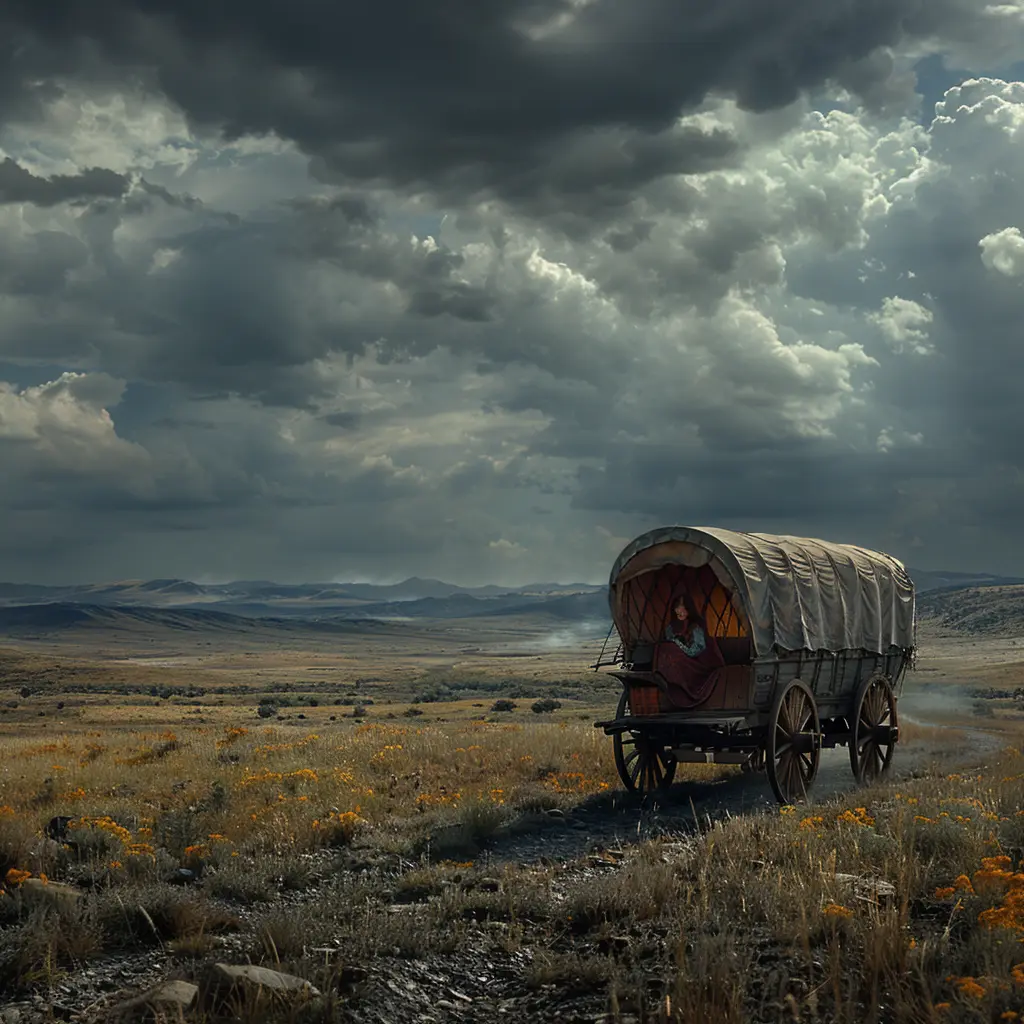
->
xmin=109 ymin=979 xmax=198 ymax=1023
xmin=197 ymin=963 xmax=320 ymax=1014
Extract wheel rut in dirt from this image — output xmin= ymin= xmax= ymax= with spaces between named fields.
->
xmin=475 ymin=724 xmax=1003 ymax=867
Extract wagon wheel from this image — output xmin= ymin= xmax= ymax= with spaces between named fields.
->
xmin=850 ymin=674 xmax=898 ymax=784
xmin=612 ymin=689 xmax=677 ymax=794
xmin=766 ymin=680 xmax=821 ymax=805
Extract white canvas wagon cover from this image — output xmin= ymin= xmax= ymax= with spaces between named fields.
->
xmin=609 ymin=526 xmax=916 ymax=657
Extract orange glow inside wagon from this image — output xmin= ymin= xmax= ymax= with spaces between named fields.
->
xmin=612 ymin=541 xmax=749 ymax=651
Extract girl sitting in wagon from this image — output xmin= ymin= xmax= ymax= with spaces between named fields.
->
xmin=656 ymin=590 xmax=725 ymax=707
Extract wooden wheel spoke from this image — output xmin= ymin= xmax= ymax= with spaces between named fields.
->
xmin=786 ymin=754 xmax=801 ymax=792
xmin=873 ymin=686 xmax=886 ymax=724
xmin=777 ymin=701 xmax=790 ymax=735
xmin=787 ymin=691 xmax=804 ymax=730
xmin=862 ymin=741 xmax=876 ymax=777
xmin=777 ymin=752 xmax=791 ymax=788
xmin=788 ymin=755 xmax=806 ymax=799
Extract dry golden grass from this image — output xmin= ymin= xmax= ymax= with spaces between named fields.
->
xmin=895 ymin=718 xmax=969 ymax=746
xmin=2 ymin=712 xmax=1023 ymax=1021
xmin=0 ymin=720 xmax=730 ymax=868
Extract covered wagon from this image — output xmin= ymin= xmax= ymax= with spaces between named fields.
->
xmin=594 ymin=527 xmax=916 ymax=804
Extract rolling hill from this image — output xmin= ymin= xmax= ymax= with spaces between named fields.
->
xmin=0 ymin=576 xmax=604 ymax=612
xmin=915 ymin=584 xmax=1024 ymax=636
xmin=0 ymin=564 xmax=1022 ymax=640
xmin=0 ymin=602 xmax=406 ymax=638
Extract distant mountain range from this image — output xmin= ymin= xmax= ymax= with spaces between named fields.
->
xmin=0 ymin=567 xmax=1018 ymax=638
xmin=0 ymin=577 xmax=610 ymax=633
xmin=0 ymin=575 xmax=602 ymax=610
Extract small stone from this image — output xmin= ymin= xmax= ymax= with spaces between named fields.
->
xmin=14 ymin=878 xmax=82 ymax=909
xmin=197 ymin=963 xmax=320 ymax=1013
xmin=543 ymin=808 xmax=565 ymax=818
xmin=28 ymin=837 xmax=64 ymax=863
xmin=832 ymin=872 xmax=897 ymax=905
xmin=476 ymin=877 xmax=502 ymax=892
xmin=110 ymin=979 xmax=198 ymax=1023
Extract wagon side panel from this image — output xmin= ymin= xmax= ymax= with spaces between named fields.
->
xmin=831 ymin=648 xmax=912 ymax=715
xmin=753 ymin=648 xmax=911 ymax=720
xmin=832 ymin=650 xmax=871 ymax=712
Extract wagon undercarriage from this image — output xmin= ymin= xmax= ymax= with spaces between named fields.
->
xmin=596 ymin=670 xmax=902 ymax=805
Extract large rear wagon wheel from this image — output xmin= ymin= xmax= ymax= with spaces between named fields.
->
xmin=766 ymin=680 xmax=821 ymax=805
xmin=850 ymin=674 xmax=898 ymax=784
xmin=612 ymin=689 xmax=677 ymax=794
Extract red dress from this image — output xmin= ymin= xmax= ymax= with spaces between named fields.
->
xmin=655 ymin=623 xmax=725 ymax=708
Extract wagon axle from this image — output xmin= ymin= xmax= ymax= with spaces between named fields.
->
xmin=669 ymin=749 xmax=757 ymax=765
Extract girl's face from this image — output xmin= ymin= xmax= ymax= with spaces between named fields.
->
xmin=674 ymin=598 xmax=689 ymax=622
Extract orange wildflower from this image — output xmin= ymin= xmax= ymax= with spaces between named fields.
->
xmin=822 ymin=903 xmax=854 ymax=919
xmin=949 ymin=976 xmax=985 ymax=999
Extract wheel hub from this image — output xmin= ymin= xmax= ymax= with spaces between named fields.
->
xmin=790 ymin=731 xmax=822 ymax=755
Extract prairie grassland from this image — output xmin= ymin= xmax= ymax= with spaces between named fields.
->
xmin=0 ymin=711 xmax=1022 ymax=1022
xmin=0 ymin=718 xmax=728 ymax=868
xmin=1 ymin=621 xmax=1023 ymax=1022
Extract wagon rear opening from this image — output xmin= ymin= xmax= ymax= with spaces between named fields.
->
xmin=610 ymin=558 xmax=753 ymax=714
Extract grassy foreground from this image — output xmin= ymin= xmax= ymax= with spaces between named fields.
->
xmin=0 ymin=717 xmax=1022 ymax=1021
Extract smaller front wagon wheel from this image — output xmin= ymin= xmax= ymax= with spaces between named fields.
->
xmin=612 ymin=689 xmax=677 ymax=794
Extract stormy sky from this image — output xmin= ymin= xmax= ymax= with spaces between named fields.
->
xmin=3 ymin=1 xmax=1024 ymax=585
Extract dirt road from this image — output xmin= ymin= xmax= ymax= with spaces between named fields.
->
xmin=479 ymin=717 xmax=1005 ymax=867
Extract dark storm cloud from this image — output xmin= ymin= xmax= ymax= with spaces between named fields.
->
xmin=0 ymin=188 xmax=510 ymax=404
xmin=406 ymin=283 xmax=496 ymax=322
xmin=0 ymin=158 xmax=128 ymax=206
xmin=132 ymin=178 xmax=240 ymax=222
xmin=321 ymin=411 xmax=359 ymax=430
xmin=0 ymin=229 xmax=88 ymax=295
xmin=136 ymin=179 xmax=202 ymax=211
xmin=0 ymin=0 xmax=993 ymax=211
